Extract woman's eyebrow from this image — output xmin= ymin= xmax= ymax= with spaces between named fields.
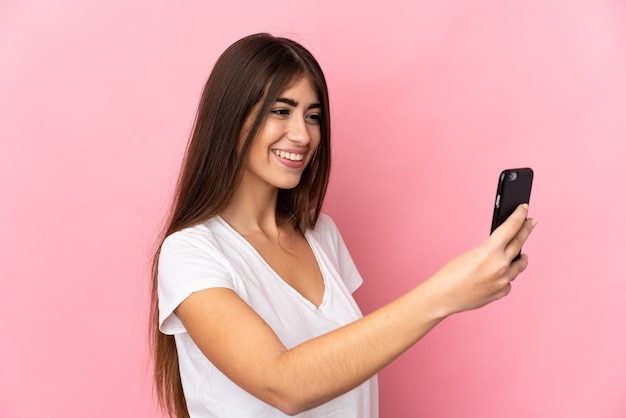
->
xmin=276 ymin=97 xmax=322 ymax=110
xmin=276 ymin=97 xmax=298 ymax=107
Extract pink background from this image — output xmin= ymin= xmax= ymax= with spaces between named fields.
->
xmin=1 ymin=1 xmax=625 ymax=417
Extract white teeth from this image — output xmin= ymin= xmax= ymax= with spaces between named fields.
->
xmin=274 ymin=150 xmax=304 ymax=161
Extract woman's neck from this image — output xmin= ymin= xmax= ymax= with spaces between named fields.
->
xmin=219 ymin=181 xmax=289 ymax=237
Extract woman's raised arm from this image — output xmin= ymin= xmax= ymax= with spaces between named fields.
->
xmin=175 ymin=204 xmax=536 ymax=415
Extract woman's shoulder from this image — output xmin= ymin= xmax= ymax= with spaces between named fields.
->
xmin=308 ymin=213 xmax=344 ymax=244
xmin=312 ymin=212 xmax=338 ymax=232
xmin=158 ymin=217 xmax=240 ymax=273
xmin=161 ymin=217 xmax=227 ymax=251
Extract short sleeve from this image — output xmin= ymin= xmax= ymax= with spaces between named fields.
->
xmin=312 ymin=214 xmax=363 ymax=293
xmin=157 ymin=230 xmax=234 ymax=335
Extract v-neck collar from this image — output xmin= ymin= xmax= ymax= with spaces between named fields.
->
xmin=214 ymin=216 xmax=329 ymax=310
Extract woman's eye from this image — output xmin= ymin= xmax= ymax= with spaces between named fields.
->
xmin=306 ymin=113 xmax=321 ymax=124
xmin=270 ymin=109 xmax=290 ymax=117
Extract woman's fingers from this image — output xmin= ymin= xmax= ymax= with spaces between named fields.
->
xmin=490 ymin=204 xmax=537 ymax=261
xmin=490 ymin=204 xmax=530 ymax=245
xmin=507 ymin=254 xmax=529 ymax=281
xmin=504 ymin=217 xmax=537 ymax=261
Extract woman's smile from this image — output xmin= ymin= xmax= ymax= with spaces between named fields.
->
xmin=272 ymin=149 xmax=305 ymax=162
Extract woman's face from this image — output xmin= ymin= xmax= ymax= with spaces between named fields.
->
xmin=241 ymin=76 xmax=322 ymax=193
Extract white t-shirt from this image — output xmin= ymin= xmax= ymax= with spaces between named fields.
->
xmin=158 ymin=214 xmax=379 ymax=418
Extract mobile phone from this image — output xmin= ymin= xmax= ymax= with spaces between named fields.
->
xmin=490 ymin=168 xmax=534 ymax=260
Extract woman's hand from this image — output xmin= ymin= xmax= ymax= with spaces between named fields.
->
xmin=423 ymin=204 xmax=537 ymax=318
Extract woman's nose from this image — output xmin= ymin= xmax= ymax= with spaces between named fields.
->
xmin=286 ymin=116 xmax=311 ymax=144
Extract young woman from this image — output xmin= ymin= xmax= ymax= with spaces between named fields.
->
xmin=149 ymin=33 xmax=536 ymax=418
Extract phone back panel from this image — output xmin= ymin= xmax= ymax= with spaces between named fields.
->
xmin=490 ymin=168 xmax=534 ymax=233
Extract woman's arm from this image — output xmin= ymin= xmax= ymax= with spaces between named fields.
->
xmin=175 ymin=204 xmax=536 ymax=415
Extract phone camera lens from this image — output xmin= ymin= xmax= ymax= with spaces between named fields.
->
xmin=507 ymin=172 xmax=518 ymax=181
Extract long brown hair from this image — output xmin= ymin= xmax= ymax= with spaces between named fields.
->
xmin=149 ymin=33 xmax=332 ymax=417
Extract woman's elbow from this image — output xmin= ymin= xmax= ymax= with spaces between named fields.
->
xmin=262 ymin=386 xmax=320 ymax=416
xmin=264 ymin=392 xmax=312 ymax=416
